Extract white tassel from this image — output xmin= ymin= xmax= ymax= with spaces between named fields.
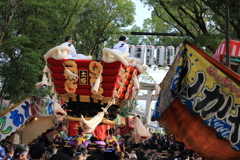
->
xmin=51 ymin=86 xmax=55 ymax=94
xmin=93 ymin=76 xmax=101 ymax=93
xmin=35 ymin=82 xmax=42 ymax=88
xmin=136 ymin=64 xmax=143 ymax=74
xmin=42 ymin=73 xmax=49 ymax=86
xmin=43 ymin=64 xmax=50 ymax=72
xmin=52 ymin=93 xmax=66 ymax=118
xmin=65 ymin=67 xmax=78 ymax=80
xmin=113 ymin=90 xmax=118 ymax=97
xmin=81 ymin=101 xmax=114 ymax=133
xmin=119 ymin=67 xmax=125 ymax=75
xmin=154 ymin=81 xmax=160 ymax=97
xmin=48 ymin=72 xmax=52 ymax=86
xmin=81 ymin=112 xmax=104 ymax=133
xmin=134 ymin=75 xmax=140 ymax=91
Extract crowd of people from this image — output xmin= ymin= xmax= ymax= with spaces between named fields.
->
xmin=0 ymin=127 xmax=205 ymax=160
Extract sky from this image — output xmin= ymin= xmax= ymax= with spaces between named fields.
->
xmin=131 ymin=1 xmax=168 ymax=84
xmin=132 ymin=0 xmax=153 ymax=27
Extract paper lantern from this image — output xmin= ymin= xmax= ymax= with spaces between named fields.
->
xmin=129 ymin=45 xmax=136 ymax=57
xmin=135 ymin=45 xmax=145 ymax=64
xmin=166 ymin=46 xmax=175 ymax=65
xmin=146 ymin=45 xmax=155 ymax=65
xmin=156 ymin=46 xmax=165 ymax=65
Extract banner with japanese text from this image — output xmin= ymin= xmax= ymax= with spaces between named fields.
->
xmin=0 ymin=97 xmax=31 ymax=140
xmin=0 ymin=96 xmax=55 ymax=140
xmin=152 ymin=41 xmax=240 ymax=151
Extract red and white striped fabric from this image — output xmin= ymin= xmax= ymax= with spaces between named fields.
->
xmin=213 ymin=39 xmax=240 ymax=62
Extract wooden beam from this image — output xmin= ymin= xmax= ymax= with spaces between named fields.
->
xmin=140 ymin=82 xmax=156 ymax=90
xmin=130 ymin=32 xmax=183 ymax=36
xmin=137 ymin=94 xmax=158 ymax=101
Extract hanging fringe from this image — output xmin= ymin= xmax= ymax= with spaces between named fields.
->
xmin=35 ymin=82 xmax=42 ymax=88
xmin=42 ymin=73 xmax=49 ymax=86
xmin=51 ymin=86 xmax=55 ymax=94
xmin=43 ymin=64 xmax=50 ymax=72
xmin=65 ymin=67 xmax=79 ymax=80
xmin=52 ymin=93 xmax=67 ymax=120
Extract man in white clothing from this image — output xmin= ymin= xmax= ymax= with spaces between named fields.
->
xmin=61 ymin=36 xmax=92 ymax=59
xmin=61 ymin=36 xmax=77 ymax=59
xmin=113 ymin=36 xmax=129 ymax=53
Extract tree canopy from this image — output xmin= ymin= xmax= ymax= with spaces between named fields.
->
xmin=0 ymin=0 xmax=135 ymax=104
xmin=140 ymin=0 xmax=240 ymax=55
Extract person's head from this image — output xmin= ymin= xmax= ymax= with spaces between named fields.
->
xmin=87 ymin=149 xmax=103 ymax=160
xmin=181 ymin=150 xmax=190 ymax=158
xmin=28 ymin=144 xmax=45 ymax=160
xmin=125 ymin=147 xmax=132 ymax=154
xmin=167 ymin=149 xmax=174 ymax=157
xmin=60 ymin=147 xmax=74 ymax=158
xmin=44 ymin=151 xmax=52 ymax=160
xmin=49 ymin=152 xmax=72 ymax=160
xmin=115 ymin=127 xmax=121 ymax=134
xmin=65 ymin=36 xmax=72 ymax=43
xmin=119 ymin=36 xmax=126 ymax=42
xmin=2 ymin=143 xmax=14 ymax=156
xmin=108 ymin=128 xmax=115 ymax=135
xmin=13 ymin=147 xmax=28 ymax=160
xmin=47 ymin=145 xmax=57 ymax=155
xmin=73 ymin=152 xmax=84 ymax=160
xmin=61 ymin=124 xmax=67 ymax=131
xmin=77 ymin=146 xmax=88 ymax=158
xmin=0 ymin=146 xmax=6 ymax=160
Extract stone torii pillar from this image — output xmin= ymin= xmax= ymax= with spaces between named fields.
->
xmin=138 ymin=82 xmax=158 ymax=124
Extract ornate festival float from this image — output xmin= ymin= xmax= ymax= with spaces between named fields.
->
xmin=152 ymin=40 xmax=240 ymax=160
xmin=35 ymin=45 xmax=152 ymax=149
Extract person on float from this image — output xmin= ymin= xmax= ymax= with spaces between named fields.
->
xmin=105 ymin=128 xmax=119 ymax=146
xmin=75 ymin=127 xmax=92 ymax=148
xmin=61 ymin=36 xmax=91 ymax=59
xmin=54 ymin=123 xmax=70 ymax=142
xmin=113 ymin=36 xmax=137 ymax=66
xmin=115 ymin=127 xmax=123 ymax=142
xmin=113 ymin=36 xmax=129 ymax=54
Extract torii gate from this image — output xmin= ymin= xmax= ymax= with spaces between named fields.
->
xmin=137 ymin=82 xmax=158 ymax=124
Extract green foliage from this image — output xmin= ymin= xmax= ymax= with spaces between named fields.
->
xmin=72 ymin=0 xmax=135 ymax=59
xmin=140 ymin=0 xmax=231 ymax=55
xmin=0 ymin=0 xmax=85 ymax=103
xmin=119 ymin=98 xmax=137 ymax=118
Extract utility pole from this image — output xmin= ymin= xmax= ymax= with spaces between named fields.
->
xmin=225 ymin=0 xmax=230 ymax=68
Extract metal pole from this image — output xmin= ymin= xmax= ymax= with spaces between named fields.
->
xmin=225 ymin=0 xmax=230 ymax=68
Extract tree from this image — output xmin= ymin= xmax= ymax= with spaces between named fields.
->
xmin=72 ymin=0 xmax=135 ymax=59
xmin=0 ymin=0 xmax=85 ymax=104
xmin=0 ymin=0 xmax=24 ymax=45
xmin=200 ymin=0 xmax=240 ymax=38
xmin=140 ymin=0 xmax=226 ymax=55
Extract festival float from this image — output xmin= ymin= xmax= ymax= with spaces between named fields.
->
xmin=0 ymin=44 xmax=152 ymax=149
xmin=35 ymin=45 xmax=151 ymax=149
xmin=152 ymin=40 xmax=240 ymax=160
